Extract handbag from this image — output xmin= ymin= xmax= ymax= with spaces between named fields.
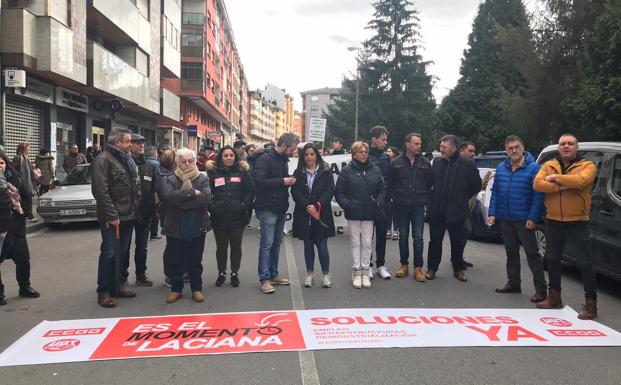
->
xmin=354 ymin=170 xmax=386 ymax=222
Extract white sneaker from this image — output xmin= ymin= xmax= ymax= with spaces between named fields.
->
xmin=377 ymin=266 xmax=391 ymax=279
xmin=322 ymin=274 xmax=332 ymax=288
xmin=304 ymin=273 xmax=314 ymax=288
xmin=352 ymin=270 xmax=362 ymax=289
xmin=368 ymin=266 xmax=374 ymax=280
xmin=362 ymin=269 xmax=372 ymax=288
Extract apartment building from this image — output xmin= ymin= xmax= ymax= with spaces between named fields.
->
xmin=300 ymin=87 xmax=341 ymax=142
xmin=248 ymin=90 xmax=275 ymax=145
xmin=0 ymin=0 xmax=180 ymax=179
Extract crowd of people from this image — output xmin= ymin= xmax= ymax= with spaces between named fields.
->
xmin=0 ymin=126 xmax=600 ymax=320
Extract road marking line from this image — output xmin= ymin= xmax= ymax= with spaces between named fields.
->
xmin=284 ymin=235 xmax=320 ymax=385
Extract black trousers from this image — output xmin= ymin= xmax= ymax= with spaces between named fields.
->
xmin=427 ymin=214 xmax=466 ymax=272
xmin=545 ymin=220 xmax=597 ymax=299
xmin=214 ymin=227 xmax=245 ymax=274
xmin=0 ymin=233 xmax=32 ymax=294
xmin=500 ymin=220 xmax=547 ymax=294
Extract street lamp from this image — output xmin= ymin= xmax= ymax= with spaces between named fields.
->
xmin=347 ymin=46 xmax=360 ymax=142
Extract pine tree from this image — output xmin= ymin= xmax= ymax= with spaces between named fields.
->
xmin=435 ymin=0 xmax=538 ymax=152
xmin=568 ymin=0 xmax=621 ymax=141
xmin=325 ymin=0 xmax=436 ymax=148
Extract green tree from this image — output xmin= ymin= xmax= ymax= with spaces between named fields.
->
xmin=568 ymin=0 xmax=621 ymax=141
xmin=326 ymin=0 xmax=436 ymax=148
xmin=435 ymin=0 xmax=539 ymax=152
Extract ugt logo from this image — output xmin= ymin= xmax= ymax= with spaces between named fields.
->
xmin=539 ymin=317 xmax=572 ymax=327
xmin=43 ymin=339 xmax=81 ymax=352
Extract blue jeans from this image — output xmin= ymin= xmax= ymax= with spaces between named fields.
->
xmin=168 ymin=234 xmax=205 ymax=293
xmin=97 ymin=220 xmax=135 ymax=294
xmin=122 ymin=220 xmax=150 ymax=279
xmin=303 ymin=237 xmax=330 ymax=273
xmin=256 ymin=211 xmax=286 ymax=282
xmin=396 ymin=205 xmax=426 ymax=267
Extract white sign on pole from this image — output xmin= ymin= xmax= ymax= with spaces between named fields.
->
xmin=308 ymin=118 xmax=327 ymax=143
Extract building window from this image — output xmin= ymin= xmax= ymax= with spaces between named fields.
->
xmin=181 ymin=63 xmax=203 ymax=80
xmin=181 ymin=29 xmax=203 ymax=47
xmin=310 ymin=105 xmax=319 ymax=112
xmin=182 ymin=12 xmax=205 ymax=25
xmin=311 ymin=96 xmax=319 ymax=101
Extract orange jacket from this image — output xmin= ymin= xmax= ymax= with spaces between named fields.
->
xmin=533 ymin=157 xmax=596 ymax=222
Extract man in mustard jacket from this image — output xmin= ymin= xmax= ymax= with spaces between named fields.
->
xmin=533 ymin=134 xmax=598 ymax=319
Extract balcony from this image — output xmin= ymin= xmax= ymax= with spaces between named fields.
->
xmin=160 ymin=88 xmax=180 ymax=121
xmin=181 ymin=45 xmax=204 ymax=58
xmin=88 ymin=41 xmax=158 ymax=113
xmin=89 ymin=0 xmax=151 ymax=53
xmin=0 ymin=8 xmax=86 ymax=84
xmin=161 ymin=37 xmax=181 ymax=78
xmin=181 ymin=79 xmax=204 ymax=93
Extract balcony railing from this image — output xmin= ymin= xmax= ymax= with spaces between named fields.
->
xmin=181 ymin=79 xmax=204 ymax=93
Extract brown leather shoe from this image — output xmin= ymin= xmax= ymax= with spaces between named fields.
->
xmin=578 ymin=298 xmax=597 ymax=320
xmin=453 ymin=271 xmax=468 ymax=282
xmin=97 ymin=293 xmax=117 ymax=308
xmin=425 ymin=270 xmax=436 ymax=280
xmin=536 ymin=288 xmax=563 ymax=309
xmin=530 ymin=292 xmax=547 ymax=303
xmin=118 ymin=285 xmax=136 ymax=298
xmin=413 ymin=267 xmax=426 ymax=282
xmin=166 ymin=292 xmax=182 ymax=303
xmin=192 ymin=291 xmax=205 ymax=303
xmin=495 ymin=284 xmax=522 ymax=294
xmin=395 ymin=265 xmax=409 ymax=278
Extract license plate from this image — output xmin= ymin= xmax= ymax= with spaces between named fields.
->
xmin=60 ymin=209 xmax=87 ymax=216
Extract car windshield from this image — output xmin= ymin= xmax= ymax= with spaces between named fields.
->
xmin=59 ymin=164 xmax=91 ymax=186
xmin=474 ymin=158 xmax=504 ymax=169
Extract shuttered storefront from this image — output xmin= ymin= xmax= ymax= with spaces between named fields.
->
xmin=4 ymin=95 xmax=44 ymax=161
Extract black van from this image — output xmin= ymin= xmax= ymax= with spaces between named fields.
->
xmin=535 ymin=142 xmax=621 ymax=281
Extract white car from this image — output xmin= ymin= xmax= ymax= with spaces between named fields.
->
xmin=37 ymin=164 xmax=97 ymax=227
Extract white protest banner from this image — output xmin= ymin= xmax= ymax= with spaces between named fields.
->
xmin=308 ymin=118 xmax=327 ymax=143
xmin=1 ymin=307 xmax=620 ymax=367
xmin=284 ymin=154 xmax=351 ymax=233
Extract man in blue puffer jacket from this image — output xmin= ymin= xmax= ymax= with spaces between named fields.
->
xmin=488 ymin=135 xmax=547 ymax=303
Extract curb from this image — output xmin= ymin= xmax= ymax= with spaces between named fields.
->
xmin=26 ymin=222 xmax=47 ymax=234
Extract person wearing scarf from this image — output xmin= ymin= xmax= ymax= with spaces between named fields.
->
xmin=160 ymin=148 xmax=212 ymax=304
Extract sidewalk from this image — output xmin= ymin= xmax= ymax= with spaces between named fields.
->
xmin=25 ymin=199 xmax=46 ymax=234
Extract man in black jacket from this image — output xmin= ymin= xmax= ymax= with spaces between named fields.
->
xmin=367 ymin=126 xmax=391 ymax=279
xmin=426 ymin=135 xmax=481 ymax=282
xmin=389 ymin=133 xmax=433 ymax=282
xmin=91 ymin=128 xmax=140 ymax=308
xmin=122 ymin=134 xmax=157 ymax=287
xmin=254 ymin=133 xmax=300 ymax=294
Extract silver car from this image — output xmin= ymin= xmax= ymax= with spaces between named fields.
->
xmin=37 ymin=164 xmax=97 ymax=227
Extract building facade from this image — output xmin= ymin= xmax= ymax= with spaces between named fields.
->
xmin=0 ymin=0 xmax=176 ymax=179
xmin=293 ymin=111 xmax=305 ymax=142
xmin=300 ymin=87 xmax=340 ymax=142
xmin=248 ymin=90 xmax=275 ymax=145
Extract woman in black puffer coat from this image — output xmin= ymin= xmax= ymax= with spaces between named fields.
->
xmin=207 ymin=146 xmax=255 ymax=287
xmin=335 ymin=142 xmax=385 ymax=289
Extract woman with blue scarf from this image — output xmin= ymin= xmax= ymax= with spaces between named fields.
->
xmin=160 ymin=148 xmax=212 ymax=303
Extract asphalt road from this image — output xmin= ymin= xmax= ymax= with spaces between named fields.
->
xmin=1 ymin=219 xmax=620 ymax=385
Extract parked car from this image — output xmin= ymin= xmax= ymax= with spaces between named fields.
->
xmin=473 ymin=151 xmax=506 ymax=169
xmin=534 ymin=142 xmax=621 ymax=280
xmin=37 ymin=164 xmax=97 ymax=227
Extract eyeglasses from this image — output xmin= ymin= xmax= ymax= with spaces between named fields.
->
xmin=179 ymin=159 xmax=195 ymax=165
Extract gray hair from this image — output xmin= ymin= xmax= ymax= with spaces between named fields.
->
xmin=175 ymin=148 xmax=197 ymax=163
xmin=441 ymin=135 xmax=460 ymax=150
xmin=277 ymin=132 xmax=300 ymax=147
xmin=108 ymin=128 xmax=132 ymax=145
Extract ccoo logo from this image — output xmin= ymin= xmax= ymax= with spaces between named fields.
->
xmin=43 ymin=338 xmax=81 ymax=352
xmin=539 ymin=317 xmax=572 ymax=327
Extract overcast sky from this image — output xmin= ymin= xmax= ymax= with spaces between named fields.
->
xmin=225 ymin=0 xmax=538 ymax=111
